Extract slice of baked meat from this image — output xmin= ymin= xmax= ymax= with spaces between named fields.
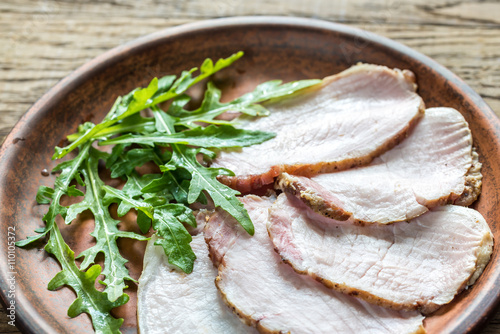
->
xmin=267 ymin=193 xmax=493 ymax=314
xmin=204 ymin=195 xmax=425 ymax=333
xmin=277 ymin=107 xmax=478 ymax=224
xmin=212 ymin=64 xmax=425 ymax=192
xmin=138 ymin=234 xmax=257 ymax=334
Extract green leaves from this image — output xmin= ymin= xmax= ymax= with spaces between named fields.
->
xmin=16 ymin=142 xmax=91 ymax=247
xmin=152 ymin=205 xmax=197 ymax=273
xmin=174 ymin=79 xmax=321 ymax=128
xmin=46 ymin=224 xmax=128 ymax=334
xmin=53 ymin=52 xmax=244 ymax=160
xmin=16 ymin=51 xmax=322 ymax=334
xmin=102 ymin=186 xmax=196 ymax=273
xmin=109 ymin=148 xmax=165 ymax=178
xmin=66 ymin=148 xmax=148 ymax=302
xmin=161 ymin=145 xmax=255 ymax=235
xmin=99 ymin=125 xmax=275 ymax=148
xmin=152 ymin=107 xmax=255 ymax=235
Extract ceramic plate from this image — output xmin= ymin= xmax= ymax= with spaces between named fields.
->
xmin=1 ymin=16 xmax=499 ymax=334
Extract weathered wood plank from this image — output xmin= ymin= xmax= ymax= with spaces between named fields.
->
xmin=1 ymin=18 xmax=499 ymax=126
xmin=2 ymin=0 xmax=500 ymax=26
xmin=1 ymin=1 xmax=499 ymax=333
xmin=0 ymin=308 xmax=20 ymax=333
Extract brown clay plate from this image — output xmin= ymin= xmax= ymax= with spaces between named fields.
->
xmin=1 ymin=16 xmax=499 ymax=334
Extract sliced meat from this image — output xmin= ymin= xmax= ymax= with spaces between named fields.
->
xmin=211 ymin=64 xmax=425 ymax=192
xmin=205 ymin=195 xmax=425 ymax=333
xmin=278 ymin=107 xmax=477 ymax=224
xmin=137 ymin=234 xmax=257 ymax=334
xmin=268 ymin=193 xmax=493 ymax=314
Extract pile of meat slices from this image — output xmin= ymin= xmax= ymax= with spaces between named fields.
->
xmin=137 ymin=64 xmax=493 ymax=334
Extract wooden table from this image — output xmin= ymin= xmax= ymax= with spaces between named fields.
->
xmin=1 ymin=1 xmax=499 ymax=333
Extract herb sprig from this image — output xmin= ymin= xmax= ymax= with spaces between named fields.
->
xmin=17 ymin=52 xmax=321 ymax=333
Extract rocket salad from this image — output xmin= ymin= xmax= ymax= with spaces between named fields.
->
xmin=16 ymin=52 xmax=320 ymax=334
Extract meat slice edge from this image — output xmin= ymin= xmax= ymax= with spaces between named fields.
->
xmin=267 ymin=193 xmax=493 ymax=314
xmin=212 ymin=63 xmax=425 ymax=192
xmin=454 ymin=148 xmax=482 ymax=206
xmin=277 ymin=107 xmax=478 ymax=224
xmin=205 ymin=195 xmax=425 ymax=334
xmin=137 ymin=234 xmax=257 ymax=334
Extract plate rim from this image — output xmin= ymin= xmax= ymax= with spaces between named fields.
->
xmin=1 ymin=15 xmax=499 ymax=334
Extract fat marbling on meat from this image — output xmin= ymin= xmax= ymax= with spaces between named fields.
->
xmin=267 ymin=193 xmax=493 ymax=314
xmin=204 ymin=195 xmax=425 ymax=333
xmin=211 ymin=63 xmax=425 ymax=192
xmin=277 ymin=107 xmax=480 ymax=224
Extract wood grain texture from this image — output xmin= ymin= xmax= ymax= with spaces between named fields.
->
xmin=0 ymin=1 xmax=499 ymax=333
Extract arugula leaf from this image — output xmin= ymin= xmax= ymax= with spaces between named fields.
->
xmin=136 ymin=210 xmax=152 ymax=234
xmin=45 ymin=223 xmax=128 ymax=334
xmin=88 ymin=114 xmax=156 ymax=141
xmin=141 ymin=171 xmax=191 ymax=205
xmin=53 ymin=52 xmax=244 ymax=159
xmin=113 ymin=172 xmax=174 ymax=217
xmin=16 ymin=142 xmax=92 ymax=247
xmin=230 ymin=79 xmax=321 ymax=111
xmin=122 ymin=172 xmax=163 ymax=199
xmin=109 ymin=148 xmax=166 ymax=179
xmin=161 ymin=145 xmax=254 ymax=235
xmin=175 ymin=79 xmax=321 ymax=128
xmin=66 ymin=122 xmax=96 ymax=142
xmin=65 ymin=148 xmax=148 ymax=302
xmin=102 ymin=186 xmax=196 ymax=273
xmin=106 ymin=144 xmax=130 ymax=169
xmin=103 ymin=186 xmax=154 ymax=220
xmin=152 ymin=107 xmax=254 ymax=235
xmin=152 ymin=204 xmax=197 ymax=273
xmin=99 ymin=125 xmax=275 ymax=148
